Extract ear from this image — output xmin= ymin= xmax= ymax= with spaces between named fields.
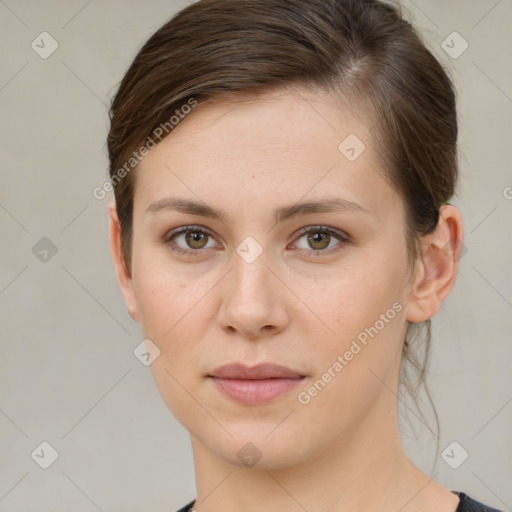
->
xmin=108 ymin=202 xmax=141 ymax=323
xmin=405 ymin=205 xmax=464 ymax=323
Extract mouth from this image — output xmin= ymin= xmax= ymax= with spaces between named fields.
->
xmin=207 ymin=362 xmax=306 ymax=405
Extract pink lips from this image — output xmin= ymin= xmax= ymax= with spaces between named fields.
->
xmin=208 ymin=363 xmax=306 ymax=405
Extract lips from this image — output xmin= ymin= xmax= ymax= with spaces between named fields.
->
xmin=208 ymin=362 xmax=305 ymax=380
xmin=207 ymin=362 xmax=306 ymax=405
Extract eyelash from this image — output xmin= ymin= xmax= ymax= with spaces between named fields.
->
xmin=162 ymin=225 xmax=350 ymax=257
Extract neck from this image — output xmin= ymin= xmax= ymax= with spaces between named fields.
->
xmin=189 ymin=391 xmax=451 ymax=512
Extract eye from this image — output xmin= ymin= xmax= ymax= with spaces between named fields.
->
xmin=290 ymin=226 xmax=349 ymax=254
xmin=163 ymin=226 xmax=219 ymax=256
xmin=162 ymin=224 xmax=350 ymax=258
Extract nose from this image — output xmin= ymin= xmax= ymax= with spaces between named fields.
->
xmin=216 ymin=247 xmax=290 ymax=340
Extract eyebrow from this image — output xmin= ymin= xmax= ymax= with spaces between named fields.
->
xmin=146 ymin=196 xmax=371 ymax=223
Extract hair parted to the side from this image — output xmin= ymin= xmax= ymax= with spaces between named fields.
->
xmin=107 ymin=0 xmax=459 ymax=462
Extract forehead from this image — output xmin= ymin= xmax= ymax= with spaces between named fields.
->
xmin=159 ymin=88 xmax=370 ymax=156
xmin=134 ymin=87 xmax=400 ymax=222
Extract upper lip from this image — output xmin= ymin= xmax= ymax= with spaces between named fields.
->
xmin=208 ymin=362 xmax=305 ymax=380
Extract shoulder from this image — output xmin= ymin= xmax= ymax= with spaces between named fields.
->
xmin=454 ymin=491 xmax=506 ymax=512
xmin=175 ymin=500 xmax=195 ymax=512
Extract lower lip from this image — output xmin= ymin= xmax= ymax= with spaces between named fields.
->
xmin=209 ymin=377 xmax=305 ymax=405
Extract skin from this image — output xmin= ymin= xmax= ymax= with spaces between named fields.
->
xmin=109 ymin=87 xmax=464 ymax=512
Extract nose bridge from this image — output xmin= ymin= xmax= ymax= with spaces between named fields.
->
xmin=228 ymin=219 xmax=271 ymax=288
xmin=230 ymin=240 xmax=272 ymax=303
xmin=217 ymin=238 xmax=288 ymax=337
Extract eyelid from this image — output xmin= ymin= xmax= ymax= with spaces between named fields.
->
xmin=292 ymin=225 xmax=349 ymax=240
xmin=162 ymin=224 xmax=221 ymax=251
xmin=162 ymin=224 xmax=214 ymax=242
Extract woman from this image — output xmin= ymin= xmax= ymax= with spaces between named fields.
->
xmin=106 ymin=0 xmax=503 ymax=510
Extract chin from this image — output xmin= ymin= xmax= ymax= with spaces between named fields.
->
xmin=207 ymin=424 xmax=311 ymax=470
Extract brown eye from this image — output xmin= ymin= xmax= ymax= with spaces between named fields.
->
xmin=164 ymin=226 xmax=217 ymax=256
xmin=292 ymin=226 xmax=349 ymax=254
xmin=307 ymin=232 xmax=331 ymax=250
xmin=185 ymin=231 xmax=209 ymax=249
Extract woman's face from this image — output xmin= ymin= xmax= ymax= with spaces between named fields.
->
xmin=117 ymin=87 xmax=421 ymax=468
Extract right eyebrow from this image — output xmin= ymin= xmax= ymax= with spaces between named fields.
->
xmin=146 ymin=197 xmax=227 ymax=223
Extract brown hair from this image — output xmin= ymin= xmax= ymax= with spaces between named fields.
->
xmin=107 ymin=0 xmax=458 ymax=456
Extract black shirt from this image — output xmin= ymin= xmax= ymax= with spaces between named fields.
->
xmin=175 ymin=491 xmax=505 ymax=512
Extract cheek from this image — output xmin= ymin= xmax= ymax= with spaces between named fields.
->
xmin=292 ymin=273 xmax=406 ymax=442
xmin=133 ymin=245 xmax=210 ymax=337
xmin=304 ymin=256 xmax=405 ymax=341
xmin=136 ymin=259 xmax=211 ymax=426
xmin=299 ymin=257 xmax=406 ymax=393
xmin=132 ymin=255 xmax=202 ymax=369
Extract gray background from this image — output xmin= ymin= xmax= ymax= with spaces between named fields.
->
xmin=1 ymin=1 xmax=511 ymax=511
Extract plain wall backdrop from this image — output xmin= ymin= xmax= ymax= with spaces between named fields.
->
xmin=1 ymin=1 xmax=511 ymax=511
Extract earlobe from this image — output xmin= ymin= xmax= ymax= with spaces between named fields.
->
xmin=405 ymin=205 xmax=464 ymax=323
xmin=108 ymin=203 xmax=141 ymax=323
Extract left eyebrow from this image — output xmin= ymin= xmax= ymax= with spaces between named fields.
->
xmin=275 ymin=198 xmax=372 ymax=222
xmin=145 ymin=196 xmax=372 ymax=223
